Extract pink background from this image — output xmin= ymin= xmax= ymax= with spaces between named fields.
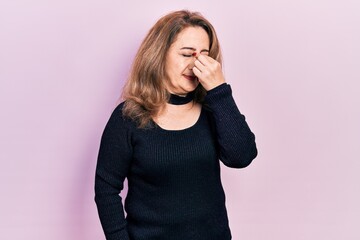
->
xmin=1 ymin=0 xmax=359 ymax=239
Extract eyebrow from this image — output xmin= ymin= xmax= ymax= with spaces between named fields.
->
xmin=180 ymin=47 xmax=209 ymax=53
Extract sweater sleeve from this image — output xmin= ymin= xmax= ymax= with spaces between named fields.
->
xmin=94 ymin=104 xmax=132 ymax=240
xmin=205 ymin=83 xmax=258 ymax=168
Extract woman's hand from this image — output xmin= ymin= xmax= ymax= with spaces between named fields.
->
xmin=193 ymin=55 xmax=226 ymax=91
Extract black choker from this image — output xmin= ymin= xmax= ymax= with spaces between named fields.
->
xmin=168 ymin=91 xmax=195 ymax=105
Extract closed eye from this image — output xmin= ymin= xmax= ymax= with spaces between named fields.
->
xmin=182 ymin=54 xmax=192 ymax=57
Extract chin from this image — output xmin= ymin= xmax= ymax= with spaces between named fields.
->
xmin=167 ymin=80 xmax=199 ymax=95
xmin=183 ymin=84 xmax=199 ymax=94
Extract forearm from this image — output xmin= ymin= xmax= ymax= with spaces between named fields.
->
xmin=95 ymin=172 xmax=130 ymax=240
xmin=205 ymin=83 xmax=258 ymax=168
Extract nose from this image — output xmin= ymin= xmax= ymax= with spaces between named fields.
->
xmin=189 ymin=52 xmax=197 ymax=70
xmin=189 ymin=60 xmax=196 ymax=70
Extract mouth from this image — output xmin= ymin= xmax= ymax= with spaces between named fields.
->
xmin=183 ymin=74 xmax=198 ymax=81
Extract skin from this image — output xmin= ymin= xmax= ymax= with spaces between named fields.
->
xmin=155 ymin=26 xmax=226 ymax=130
xmin=164 ymin=26 xmax=226 ymax=95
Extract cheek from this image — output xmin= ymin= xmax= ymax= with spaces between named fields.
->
xmin=170 ymin=61 xmax=187 ymax=74
xmin=177 ymin=59 xmax=192 ymax=71
xmin=166 ymin=56 xmax=191 ymax=76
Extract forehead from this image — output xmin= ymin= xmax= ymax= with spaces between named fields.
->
xmin=171 ymin=27 xmax=210 ymax=49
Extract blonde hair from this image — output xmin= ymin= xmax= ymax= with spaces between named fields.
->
xmin=122 ymin=10 xmax=222 ymax=128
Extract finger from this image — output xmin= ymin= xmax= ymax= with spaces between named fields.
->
xmin=196 ymin=55 xmax=210 ymax=66
xmin=194 ymin=59 xmax=206 ymax=72
xmin=197 ymin=55 xmax=214 ymax=66
xmin=198 ymin=55 xmax=222 ymax=73
xmin=192 ymin=66 xmax=202 ymax=78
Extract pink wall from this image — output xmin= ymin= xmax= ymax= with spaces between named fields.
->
xmin=1 ymin=0 xmax=359 ymax=239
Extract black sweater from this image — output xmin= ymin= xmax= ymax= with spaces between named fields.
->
xmin=94 ymin=83 xmax=258 ymax=240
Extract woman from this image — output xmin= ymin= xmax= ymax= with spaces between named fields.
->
xmin=95 ymin=10 xmax=258 ymax=240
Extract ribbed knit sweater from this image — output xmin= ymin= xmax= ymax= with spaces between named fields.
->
xmin=94 ymin=83 xmax=258 ymax=240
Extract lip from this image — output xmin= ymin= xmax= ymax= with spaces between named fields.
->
xmin=183 ymin=74 xmax=197 ymax=81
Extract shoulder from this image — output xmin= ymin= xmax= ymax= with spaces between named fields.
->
xmin=109 ymin=101 xmax=123 ymax=117
xmin=107 ymin=102 xmax=125 ymax=123
xmin=105 ymin=102 xmax=137 ymax=132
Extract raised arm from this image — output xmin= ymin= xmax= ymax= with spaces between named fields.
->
xmin=205 ymin=83 xmax=258 ymax=168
